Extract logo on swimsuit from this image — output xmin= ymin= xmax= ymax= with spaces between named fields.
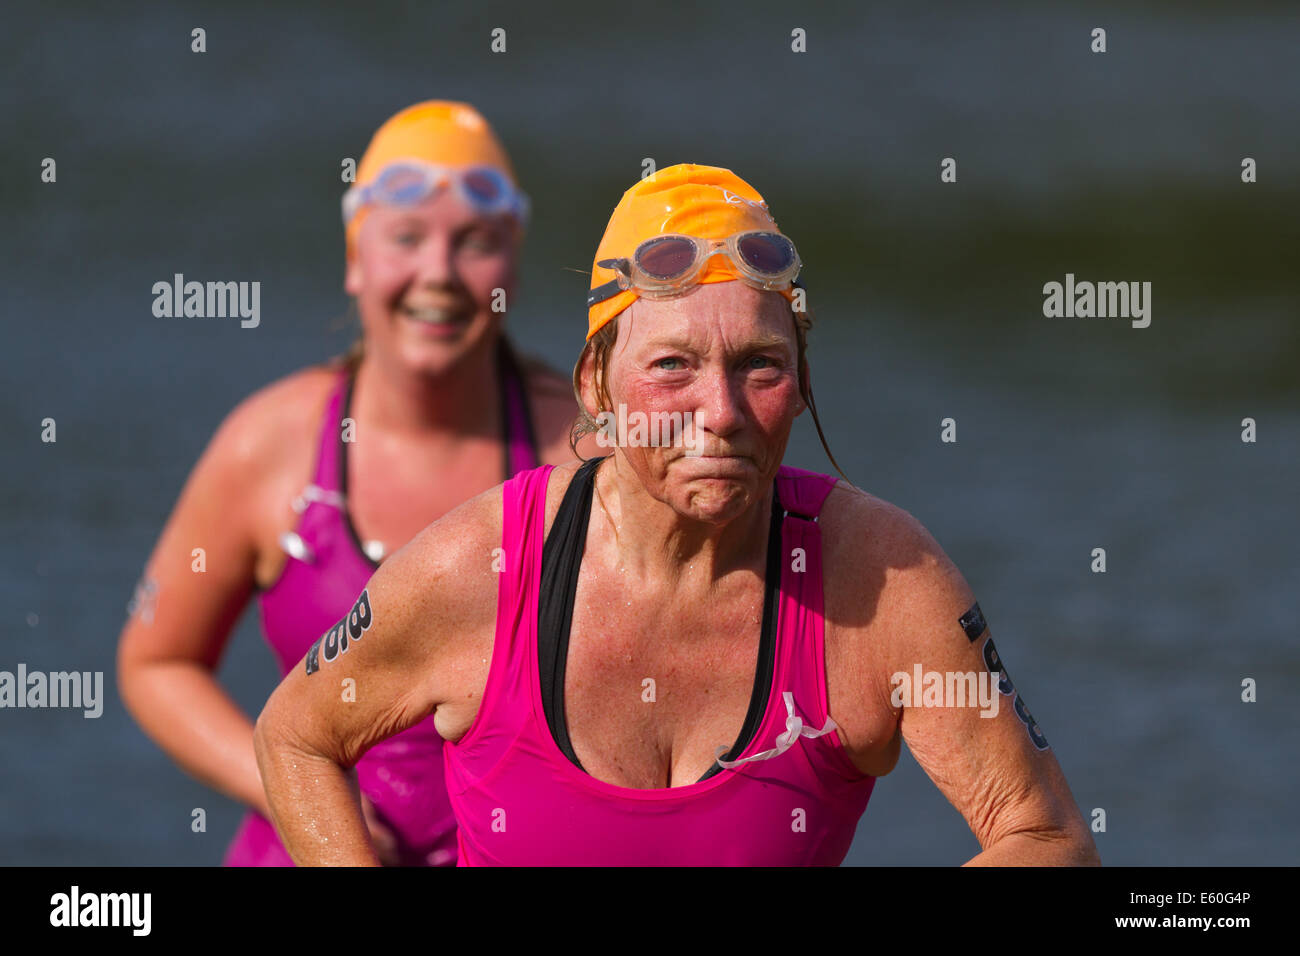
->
xmin=305 ymin=589 xmax=373 ymax=675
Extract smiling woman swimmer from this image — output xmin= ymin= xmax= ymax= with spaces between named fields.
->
xmin=117 ymin=101 xmax=596 ymax=866
xmin=253 ymin=164 xmax=1100 ymax=866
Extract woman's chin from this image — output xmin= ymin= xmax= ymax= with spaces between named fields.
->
xmin=675 ymin=482 xmax=756 ymax=525
xmin=389 ymin=325 xmax=493 ymax=376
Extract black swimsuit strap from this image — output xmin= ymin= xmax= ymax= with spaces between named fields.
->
xmin=495 ymin=336 xmax=541 ymax=471
xmin=537 ymin=456 xmax=784 ymax=783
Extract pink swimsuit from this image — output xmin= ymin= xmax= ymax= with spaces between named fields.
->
xmin=223 ymin=342 xmax=538 ymax=866
xmin=443 ymin=457 xmax=877 ymax=865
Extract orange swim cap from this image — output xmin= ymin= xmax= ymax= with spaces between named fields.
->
xmin=345 ymin=100 xmax=517 ymax=259
xmin=586 ymin=164 xmax=797 ymax=340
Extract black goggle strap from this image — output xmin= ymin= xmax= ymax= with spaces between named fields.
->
xmin=587 ymin=257 xmax=630 ymax=307
xmin=586 ymin=278 xmax=625 ymax=308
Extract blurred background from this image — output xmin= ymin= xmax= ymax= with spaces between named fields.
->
xmin=1 ymin=0 xmax=1296 ymax=865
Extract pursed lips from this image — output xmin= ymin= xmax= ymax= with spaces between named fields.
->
xmin=679 ymin=453 xmax=755 ymax=472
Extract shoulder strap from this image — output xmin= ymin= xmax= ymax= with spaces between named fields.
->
xmin=313 ymin=368 xmax=351 ymax=491
xmin=774 ymin=465 xmax=837 ymax=522
xmin=771 ymin=465 xmax=837 ymax=729
xmin=537 ymin=456 xmax=603 ymax=770
xmin=494 ymin=463 xmax=555 ymax=680
xmin=498 ymin=338 xmax=541 ymax=475
xmin=448 ymin=462 xmax=554 ymax=754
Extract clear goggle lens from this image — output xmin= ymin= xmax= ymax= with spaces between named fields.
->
xmin=588 ymin=232 xmax=800 ymax=308
xmin=343 ymin=163 xmax=526 ymax=225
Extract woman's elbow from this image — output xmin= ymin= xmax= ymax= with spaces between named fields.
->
xmin=1059 ymin=821 xmax=1102 ymax=866
xmin=253 ymin=691 xmax=317 ymax=775
xmin=251 ymin=701 xmax=281 ymax=771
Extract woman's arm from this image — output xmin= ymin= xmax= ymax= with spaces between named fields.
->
xmin=253 ymin=485 xmax=504 ymax=865
xmin=885 ymin=514 xmax=1098 ymax=865
xmin=830 ymin=489 xmax=1100 ymax=866
xmin=116 ymin=386 xmax=290 ymax=818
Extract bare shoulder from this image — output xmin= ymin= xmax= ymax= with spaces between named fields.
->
xmin=377 ymin=457 xmax=583 ymax=631
xmin=820 ymin=480 xmax=965 ymax=632
xmin=205 ymin=362 xmax=341 ymax=481
xmin=377 ymin=479 xmax=507 ymax=620
xmin=822 ymin=479 xmax=980 ymax=667
xmin=206 ymin=364 xmax=345 ymax=568
xmin=818 ymin=480 xmax=977 ymax=775
xmin=161 ymin=362 xmax=341 ymax=542
xmin=382 ymin=459 xmax=585 ymax=741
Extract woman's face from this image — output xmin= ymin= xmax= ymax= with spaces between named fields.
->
xmin=593 ymin=281 xmax=805 ymax=525
xmin=345 ymin=189 xmax=518 ymax=376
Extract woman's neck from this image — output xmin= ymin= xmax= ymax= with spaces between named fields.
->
xmin=593 ymin=454 xmax=773 ymax=586
xmin=351 ymin=338 xmax=503 ymax=439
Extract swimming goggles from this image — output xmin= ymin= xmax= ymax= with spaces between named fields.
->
xmin=587 ymin=231 xmax=801 ymax=307
xmin=341 ymin=161 xmax=530 ymax=226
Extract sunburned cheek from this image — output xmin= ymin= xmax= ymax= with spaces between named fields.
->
xmin=613 ymin=374 xmax=799 ymax=428
xmin=358 ymin=244 xmax=416 ymax=286
xmin=362 ymin=274 xmax=417 ymax=314
xmin=745 ymin=381 xmax=800 ymax=429
xmin=625 ymin=379 xmax=691 ymax=409
xmin=458 ymin=256 xmax=512 ymax=299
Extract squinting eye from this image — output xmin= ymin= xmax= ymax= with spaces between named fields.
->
xmin=748 ymin=356 xmax=773 ymax=369
xmin=394 ymin=233 xmax=420 ymax=247
xmin=655 ymin=357 xmax=684 ymax=371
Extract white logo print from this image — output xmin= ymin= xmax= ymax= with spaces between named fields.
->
xmin=713 ymin=692 xmax=837 ymax=769
xmin=721 ymin=189 xmax=768 ymax=211
xmin=50 ymin=886 xmax=151 ymax=936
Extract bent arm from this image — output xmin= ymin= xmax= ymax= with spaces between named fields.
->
xmin=870 ymin=509 xmax=1100 ymax=866
xmin=116 ymin=402 xmax=273 ymax=817
xmin=253 ymin=486 xmax=503 ymax=866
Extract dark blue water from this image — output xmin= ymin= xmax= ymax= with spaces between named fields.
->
xmin=2 ymin=1 xmax=1296 ymax=865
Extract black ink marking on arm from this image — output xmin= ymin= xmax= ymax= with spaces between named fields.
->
xmin=979 ymin=634 xmax=1050 ymax=751
xmin=959 ymin=602 xmax=988 ymax=643
xmin=304 ymin=589 xmax=374 ymax=676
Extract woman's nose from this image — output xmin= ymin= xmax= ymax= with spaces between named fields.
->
xmin=694 ymin=367 xmax=746 ymax=438
xmin=414 ymin=234 xmax=456 ymax=287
